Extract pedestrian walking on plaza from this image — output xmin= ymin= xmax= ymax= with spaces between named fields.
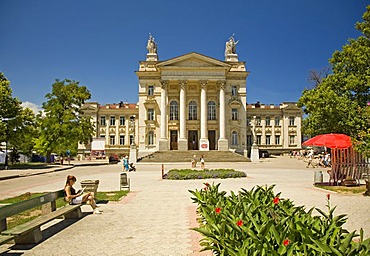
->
xmin=64 ymin=175 xmax=101 ymax=214
xmin=200 ymin=155 xmax=205 ymax=169
xmin=191 ymin=154 xmax=197 ymax=168
xmin=306 ymin=149 xmax=315 ymax=168
xmin=123 ymin=156 xmax=129 ymax=172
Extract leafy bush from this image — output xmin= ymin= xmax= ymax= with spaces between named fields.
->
xmin=189 ymin=183 xmax=370 ymax=255
xmin=165 ymin=169 xmax=246 ymax=180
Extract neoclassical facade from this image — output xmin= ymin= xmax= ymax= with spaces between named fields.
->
xmin=79 ymin=35 xmax=302 ymax=157
xmin=136 ymin=36 xmax=248 ymax=152
xmin=246 ymin=102 xmax=302 ymax=154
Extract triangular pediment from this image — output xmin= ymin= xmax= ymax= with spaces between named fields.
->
xmin=157 ymin=52 xmax=230 ymax=69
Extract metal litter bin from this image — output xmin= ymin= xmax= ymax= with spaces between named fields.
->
xmin=314 ymin=170 xmax=323 ymax=184
xmin=120 ymin=173 xmax=130 ymax=191
xmin=80 ymin=179 xmax=99 ymax=195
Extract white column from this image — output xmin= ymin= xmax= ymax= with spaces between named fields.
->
xmin=219 ymin=82 xmax=226 ymax=139
xmin=178 ymin=81 xmax=188 ymax=150
xmin=199 ymin=81 xmax=209 ymax=151
xmin=200 ymin=81 xmax=207 ymax=139
xmin=159 ymin=81 xmax=169 ymax=151
xmin=125 ymin=115 xmax=130 ymax=146
xmin=160 ymin=81 xmax=167 ymax=139
xmin=217 ymin=81 xmax=228 ymax=151
xmin=179 ymin=81 xmax=186 ymax=139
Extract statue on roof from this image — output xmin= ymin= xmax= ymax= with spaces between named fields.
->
xmin=225 ymin=34 xmax=239 ymax=56
xmin=146 ymin=33 xmax=157 ymax=54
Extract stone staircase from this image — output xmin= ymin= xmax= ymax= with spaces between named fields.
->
xmin=138 ymin=150 xmax=250 ymax=163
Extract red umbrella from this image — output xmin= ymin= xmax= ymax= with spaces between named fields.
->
xmin=302 ymin=133 xmax=352 ymax=149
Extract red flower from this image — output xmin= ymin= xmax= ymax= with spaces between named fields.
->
xmin=273 ymin=197 xmax=280 ymax=205
xmin=237 ymin=220 xmax=243 ymax=227
xmin=283 ymin=239 xmax=290 ymax=246
xmin=203 ymin=187 xmax=207 ymax=191
xmin=326 ymin=193 xmax=330 ymax=200
xmin=215 ymin=207 xmax=221 ymax=214
xmin=205 ymin=183 xmax=210 ymax=187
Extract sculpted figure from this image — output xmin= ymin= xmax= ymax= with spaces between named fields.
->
xmin=146 ymin=33 xmax=157 ymax=54
xmin=225 ymin=34 xmax=239 ymax=56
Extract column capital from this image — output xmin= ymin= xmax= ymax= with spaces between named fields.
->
xmin=199 ymin=80 xmax=208 ymax=89
xmin=160 ymin=80 xmax=168 ymax=89
xmin=179 ymin=80 xmax=187 ymax=90
xmin=217 ymin=80 xmax=226 ymax=90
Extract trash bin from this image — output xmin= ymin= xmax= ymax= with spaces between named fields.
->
xmin=120 ymin=173 xmax=130 ymax=191
xmin=80 ymin=180 xmax=99 ymax=195
xmin=314 ymin=170 xmax=323 ymax=184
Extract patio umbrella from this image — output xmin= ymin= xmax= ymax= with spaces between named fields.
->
xmin=302 ymin=133 xmax=352 ymax=149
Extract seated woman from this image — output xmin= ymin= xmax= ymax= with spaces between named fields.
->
xmin=64 ymin=175 xmax=101 ymax=214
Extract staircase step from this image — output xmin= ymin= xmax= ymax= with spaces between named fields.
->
xmin=139 ymin=150 xmax=250 ymax=163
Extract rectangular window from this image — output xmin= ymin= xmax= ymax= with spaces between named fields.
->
xmin=120 ymin=116 xmax=125 ymax=126
xmin=100 ymin=134 xmax=105 ymax=138
xmin=265 ymin=116 xmax=271 ymax=126
xmin=246 ymin=116 xmax=251 ymax=126
xmin=289 ymin=135 xmax=295 ymax=145
xmin=289 ymin=116 xmax=295 ymax=126
xmin=231 ymin=85 xmax=238 ymax=96
xmin=120 ymin=135 xmax=125 ymax=145
xmin=266 ymin=135 xmax=271 ymax=145
xmin=232 ymin=109 xmax=238 ymax=120
xmin=256 ymin=135 xmax=262 ymax=145
xmin=130 ymin=135 xmax=134 ymax=145
xmin=148 ymin=132 xmax=154 ymax=145
xmin=275 ymin=116 xmax=280 ymax=126
xmin=110 ymin=116 xmax=115 ymax=126
xmin=148 ymin=85 xmax=154 ymax=96
xmin=256 ymin=116 xmax=261 ymax=125
xmin=110 ymin=135 xmax=115 ymax=145
xmin=148 ymin=108 xmax=154 ymax=120
xmin=275 ymin=135 xmax=280 ymax=145
xmin=100 ymin=116 xmax=106 ymax=126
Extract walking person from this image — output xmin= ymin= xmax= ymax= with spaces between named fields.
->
xmin=123 ymin=156 xmax=129 ymax=172
xmin=306 ymin=149 xmax=315 ymax=168
xmin=200 ymin=155 xmax=205 ymax=169
xmin=64 ymin=175 xmax=101 ymax=214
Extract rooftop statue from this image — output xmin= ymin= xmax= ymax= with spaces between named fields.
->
xmin=225 ymin=34 xmax=239 ymax=56
xmin=146 ymin=33 xmax=157 ymax=54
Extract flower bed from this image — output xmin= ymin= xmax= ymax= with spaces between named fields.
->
xmin=164 ymin=169 xmax=246 ymax=180
xmin=189 ymin=183 xmax=370 ymax=255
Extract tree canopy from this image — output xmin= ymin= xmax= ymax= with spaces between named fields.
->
xmin=298 ymin=6 xmax=370 ymax=156
xmin=0 ymin=73 xmax=37 ymax=158
xmin=34 ymin=79 xmax=94 ymax=161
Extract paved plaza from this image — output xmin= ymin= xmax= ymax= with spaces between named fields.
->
xmin=0 ymin=156 xmax=369 ymax=255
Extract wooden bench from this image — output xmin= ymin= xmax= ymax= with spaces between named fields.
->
xmin=0 ymin=189 xmax=82 ymax=245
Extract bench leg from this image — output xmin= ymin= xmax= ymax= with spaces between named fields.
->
xmin=0 ymin=219 xmax=7 ymax=232
xmin=14 ymin=227 xmax=42 ymax=244
xmin=64 ymin=207 xmax=82 ymax=219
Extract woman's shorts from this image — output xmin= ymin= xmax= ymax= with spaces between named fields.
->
xmin=72 ymin=195 xmax=83 ymax=204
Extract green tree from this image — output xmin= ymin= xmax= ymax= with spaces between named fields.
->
xmin=34 ymin=79 xmax=94 ymax=162
xmin=298 ymin=6 xmax=370 ymax=156
xmin=0 ymin=73 xmax=37 ymax=163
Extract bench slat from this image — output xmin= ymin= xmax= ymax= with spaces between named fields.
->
xmin=1 ymin=205 xmax=80 ymax=236
xmin=0 ymin=190 xmax=65 ymax=220
xmin=0 ymin=234 xmax=14 ymax=244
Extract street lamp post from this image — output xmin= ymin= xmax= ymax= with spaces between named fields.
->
xmin=1 ymin=117 xmax=15 ymax=170
xmin=129 ymin=116 xmax=137 ymax=164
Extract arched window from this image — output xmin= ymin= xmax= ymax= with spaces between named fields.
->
xmin=169 ymin=101 xmax=179 ymax=120
xmin=207 ymin=101 xmax=216 ymax=120
xmin=189 ymin=101 xmax=197 ymax=120
xmin=231 ymin=131 xmax=238 ymax=145
xmin=148 ymin=131 xmax=154 ymax=145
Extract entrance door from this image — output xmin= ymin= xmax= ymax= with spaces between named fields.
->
xmin=170 ymin=130 xmax=178 ymax=150
xmin=188 ymin=130 xmax=198 ymax=150
xmin=208 ymin=130 xmax=216 ymax=150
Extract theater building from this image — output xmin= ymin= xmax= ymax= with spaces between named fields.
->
xmin=79 ymin=35 xmax=302 ymax=158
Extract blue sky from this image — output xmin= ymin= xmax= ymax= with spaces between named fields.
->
xmin=0 ymin=1 xmax=369 ymax=112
